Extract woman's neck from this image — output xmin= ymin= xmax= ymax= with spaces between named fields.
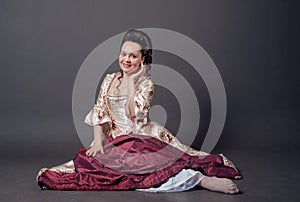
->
xmin=121 ymin=73 xmax=130 ymax=82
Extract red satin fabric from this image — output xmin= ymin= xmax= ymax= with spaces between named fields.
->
xmin=37 ymin=134 xmax=241 ymax=190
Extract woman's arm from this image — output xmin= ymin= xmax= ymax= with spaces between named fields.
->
xmin=84 ymin=74 xmax=115 ymax=156
xmin=127 ymin=78 xmax=137 ymax=120
xmin=126 ymin=65 xmax=147 ymax=120
xmin=86 ymin=124 xmax=105 ymax=156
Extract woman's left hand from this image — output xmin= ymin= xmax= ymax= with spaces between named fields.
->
xmin=86 ymin=142 xmax=104 ymax=157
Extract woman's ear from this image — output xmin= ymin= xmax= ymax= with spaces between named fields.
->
xmin=141 ymin=56 xmax=145 ymax=65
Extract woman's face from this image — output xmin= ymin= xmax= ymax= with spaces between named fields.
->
xmin=119 ymin=41 xmax=144 ymax=75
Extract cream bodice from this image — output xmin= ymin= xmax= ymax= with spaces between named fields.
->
xmin=106 ymin=95 xmax=135 ymax=135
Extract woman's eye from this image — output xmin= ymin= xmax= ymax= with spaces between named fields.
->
xmin=131 ymin=55 xmax=137 ymax=58
xmin=120 ymin=53 xmax=126 ymax=57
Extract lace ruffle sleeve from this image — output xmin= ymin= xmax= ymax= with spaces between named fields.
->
xmin=133 ymin=76 xmax=154 ymax=123
xmin=84 ymin=74 xmax=113 ymax=126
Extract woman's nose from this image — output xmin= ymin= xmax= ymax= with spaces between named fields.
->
xmin=125 ymin=55 xmax=131 ymax=62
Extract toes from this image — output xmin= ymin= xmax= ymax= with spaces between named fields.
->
xmin=227 ymin=181 xmax=237 ymax=188
xmin=227 ymin=189 xmax=237 ymax=194
xmin=225 ymin=182 xmax=239 ymax=194
xmin=230 ymin=184 xmax=237 ymax=189
xmin=228 ymin=187 xmax=239 ymax=194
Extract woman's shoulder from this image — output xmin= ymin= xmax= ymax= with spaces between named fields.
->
xmin=99 ymin=73 xmax=116 ymax=90
xmin=136 ymin=75 xmax=154 ymax=94
xmin=102 ymin=72 xmax=119 ymax=83
xmin=104 ymin=72 xmax=124 ymax=80
xmin=104 ymin=72 xmax=116 ymax=79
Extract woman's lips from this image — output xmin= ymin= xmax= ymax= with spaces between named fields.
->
xmin=123 ymin=63 xmax=132 ymax=68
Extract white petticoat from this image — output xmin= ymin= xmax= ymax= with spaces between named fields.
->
xmin=136 ymin=169 xmax=205 ymax=193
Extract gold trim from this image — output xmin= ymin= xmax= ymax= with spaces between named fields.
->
xmin=48 ymin=160 xmax=75 ymax=173
xmin=234 ymin=175 xmax=242 ymax=179
xmin=219 ymin=154 xmax=242 ymax=179
xmin=220 ymin=154 xmax=238 ymax=171
xmin=36 ymin=160 xmax=75 ymax=182
xmin=36 ymin=167 xmax=48 ymax=181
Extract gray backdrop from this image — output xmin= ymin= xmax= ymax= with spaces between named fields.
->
xmin=0 ymin=0 xmax=299 ymax=201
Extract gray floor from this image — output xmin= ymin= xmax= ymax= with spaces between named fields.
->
xmin=0 ymin=143 xmax=298 ymax=202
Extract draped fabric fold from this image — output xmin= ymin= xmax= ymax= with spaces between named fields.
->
xmin=37 ymin=134 xmax=241 ymax=191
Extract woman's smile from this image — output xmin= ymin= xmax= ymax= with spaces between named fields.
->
xmin=122 ymin=63 xmax=132 ymax=68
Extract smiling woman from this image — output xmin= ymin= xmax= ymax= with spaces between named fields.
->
xmin=36 ymin=29 xmax=241 ymax=194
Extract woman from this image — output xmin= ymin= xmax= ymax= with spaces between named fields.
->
xmin=37 ymin=29 xmax=241 ymax=194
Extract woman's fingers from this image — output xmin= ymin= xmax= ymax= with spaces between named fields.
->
xmin=86 ymin=147 xmax=104 ymax=156
xmin=94 ymin=148 xmax=104 ymax=155
xmin=86 ymin=148 xmax=93 ymax=156
xmin=86 ymin=149 xmax=91 ymax=156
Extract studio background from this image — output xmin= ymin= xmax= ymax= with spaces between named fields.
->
xmin=0 ymin=0 xmax=299 ymax=201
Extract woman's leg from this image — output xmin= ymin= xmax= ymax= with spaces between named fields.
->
xmin=199 ymin=176 xmax=239 ymax=194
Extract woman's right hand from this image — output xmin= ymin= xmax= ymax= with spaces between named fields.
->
xmin=86 ymin=142 xmax=104 ymax=157
xmin=129 ymin=64 xmax=146 ymax=81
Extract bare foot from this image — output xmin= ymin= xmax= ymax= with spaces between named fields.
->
xmin=199 ymin=176 xmax=239 ymax=194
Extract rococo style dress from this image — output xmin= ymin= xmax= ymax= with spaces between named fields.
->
xmin=36 ymin=73 xmax=241 ymax=192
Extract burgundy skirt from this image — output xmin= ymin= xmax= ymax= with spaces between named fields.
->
xmin=37 ymin=134 xmax=241 ymax=190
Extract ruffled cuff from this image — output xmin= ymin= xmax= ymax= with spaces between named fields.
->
xmin=84 ymin=105 xmax=112 ymax=126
